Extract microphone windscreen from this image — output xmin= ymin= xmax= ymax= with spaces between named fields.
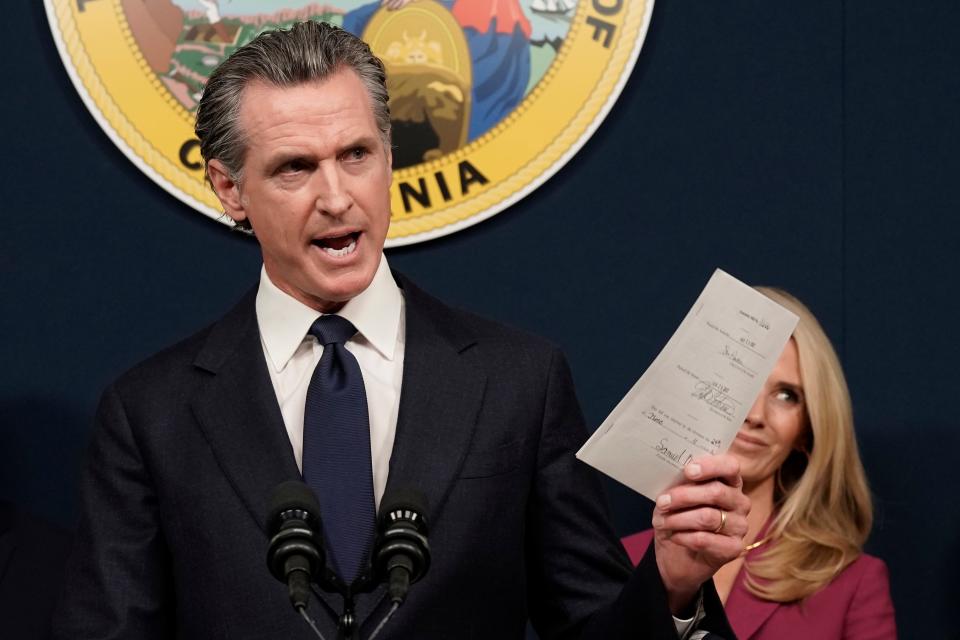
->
xmin=378 ymin=488 xmax=429 ymax=532
xmin=267 ymin=480 xmax=321 ymax=534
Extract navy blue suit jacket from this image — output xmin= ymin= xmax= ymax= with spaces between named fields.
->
xmin=53 ymin=274 xmax=731 ymax=639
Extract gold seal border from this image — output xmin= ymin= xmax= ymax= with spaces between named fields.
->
xmin=44 ymin=0 xmax=226 ymax=222
xmin=44 ymin=1 xmax=654 ymax=246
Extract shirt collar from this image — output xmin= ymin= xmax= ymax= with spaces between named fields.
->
xmin=255 ymin=255 xmax=402 ymax=373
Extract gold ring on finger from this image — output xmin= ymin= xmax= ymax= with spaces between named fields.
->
xmin=713 ymin=509 xmax=727 ymax=534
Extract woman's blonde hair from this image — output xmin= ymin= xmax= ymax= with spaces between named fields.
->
xmin=743 ymin=287 xmax=873 ymax=602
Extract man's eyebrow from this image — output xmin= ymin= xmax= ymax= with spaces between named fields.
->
xmin=266 ymin=151 xmax=307 ymax=164
xmin=259 ymin=152 xmax=310 ymax=174
xmin=338 ymin=135 xmax=380 ymax=152
xmin=263 ymin=135 xmax=380 ymax=164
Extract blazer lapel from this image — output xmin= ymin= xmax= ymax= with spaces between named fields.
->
xmin=383 ymin=275 xmax=487 ymax=527
xmin=357 ymin=275 xmax=488 ymax=631
xmin=193 ymin=321 xmax=352 ymax=634
xmin=190 ymin=290 xmax=301 ymax=533
xmin=725 ymin=562 xmax=781 ymax=639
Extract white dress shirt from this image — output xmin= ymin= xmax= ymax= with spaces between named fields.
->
xmin=255 ymin=255 xmax=405 ymax=510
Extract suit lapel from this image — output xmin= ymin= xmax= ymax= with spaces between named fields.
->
xmin=356 ymin=275 xmax=489 ymax=631
xmin=190 ymin=290 xmax=301 ymax=533
xmin=383 ymin=275 xmax=487 ymax=527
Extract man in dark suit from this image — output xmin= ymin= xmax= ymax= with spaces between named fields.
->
xmin=54 ymin=21 xmax=749 ymax=639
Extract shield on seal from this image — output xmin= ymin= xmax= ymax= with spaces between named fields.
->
xmin=364 ymin=2 xmax=473 ymax=169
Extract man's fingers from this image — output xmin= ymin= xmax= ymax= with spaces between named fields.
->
xmin=664 ymin=530 xmax=745 ymax=561
xmin=682 ymin=454 xmax=742 ymax=487
xmin=652 ymin=505 xmax=748 ymax=538
xmin=656 ymin=479 xmax=750 ymax=515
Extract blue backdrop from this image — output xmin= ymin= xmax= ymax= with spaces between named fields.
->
xmin=2 ymin=2 xmax=958 ymax=637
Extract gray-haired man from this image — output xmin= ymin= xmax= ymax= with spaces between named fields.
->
xmin=55 ymin=21 xmax=747 ymax=639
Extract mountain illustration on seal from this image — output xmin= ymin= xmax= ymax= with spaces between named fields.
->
xmin=122 ymin=0 xmax=577 ymax=168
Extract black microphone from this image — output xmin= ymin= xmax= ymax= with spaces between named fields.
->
xmin=266 ymin=481 xmax=326 ymax=612
xmin=373 ymin=489 xmax=430 ymax=605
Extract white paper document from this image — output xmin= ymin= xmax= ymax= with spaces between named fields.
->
xmin=577 ymin=269 xmax=799 ymax=500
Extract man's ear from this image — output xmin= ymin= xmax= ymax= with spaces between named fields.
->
xmin=207 ymin=159 xmax=246 ymax=223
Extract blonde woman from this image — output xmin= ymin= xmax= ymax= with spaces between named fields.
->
xmin=623 ymin=288 xmax=896 ymax=639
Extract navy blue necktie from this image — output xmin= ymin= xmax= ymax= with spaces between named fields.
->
xmin=302 ymin=315 xmax=376 ymax=583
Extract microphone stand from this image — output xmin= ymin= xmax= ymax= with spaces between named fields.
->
xmin=336 ymin=588 xmax=359 ymax=640
xmin=335 ymin=584 xmax=401 ymax=640
xmin=329 ymin=567 xmax=378 ymax=640
xmin=366 ymin=602 xmax=400 ymax=640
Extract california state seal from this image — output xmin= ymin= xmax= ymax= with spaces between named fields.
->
xmin=45 ymin=0 xmax=653 ymax=246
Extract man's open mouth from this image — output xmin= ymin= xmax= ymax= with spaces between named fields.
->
xmin=312 ymin=231 xmax=360 ymax=257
